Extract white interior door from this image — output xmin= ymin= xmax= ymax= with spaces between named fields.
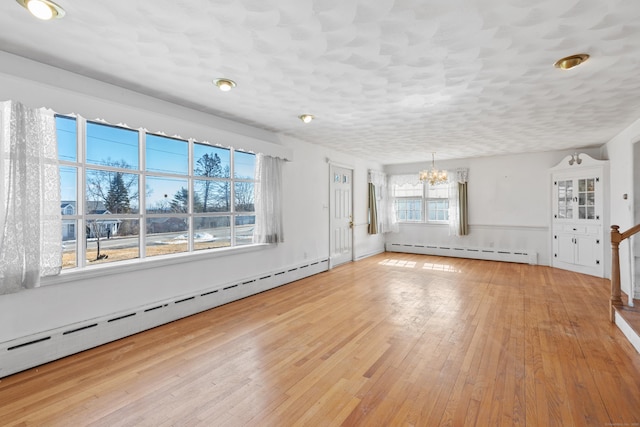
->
xmin=330 ymin=165 xmax=353 ymax=268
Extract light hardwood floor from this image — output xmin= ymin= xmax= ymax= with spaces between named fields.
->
xmin=1 ymin=253 xmax=640 ymax=426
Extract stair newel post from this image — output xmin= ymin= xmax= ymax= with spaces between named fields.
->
xmin=610 ymin=225 xmax=623 ymax=322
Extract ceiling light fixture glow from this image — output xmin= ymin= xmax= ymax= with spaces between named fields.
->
xmin=299 ymin=114 xmax=314 ymax=123
xmin=213 ymin=78 xmax=236 ymax=92
xmin=554 ymin=53 xmax=590 ymax=70
xmin=16 ymin=0 xmax=65 ymax=20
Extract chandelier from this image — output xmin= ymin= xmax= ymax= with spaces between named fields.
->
xmin=419 ymin=152 xmax=448 ymax=185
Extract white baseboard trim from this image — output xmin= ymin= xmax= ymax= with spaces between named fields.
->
xmin=0 ymin=258 xmax=329 ymax=378
xmin=386 ymin=243 xmax=537 ymax=265
xmin=355 ymin=247 xmax=385 ymax=261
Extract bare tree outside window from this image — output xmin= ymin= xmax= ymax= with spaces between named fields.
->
xmin=194 ymin=153 xmax=222 ymax=212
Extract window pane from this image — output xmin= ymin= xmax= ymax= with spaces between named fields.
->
xmin=61 ymin=220 xmax=77 ymax=269
xmin=146 ymin=134 xmax=188 ymax=175
xmin=235 ymin=215 xmax=255 ymax=246
xmin=234 ymin=151 xmax=256 ymax=179
xmin=235 ymin=182 xmax=254 ymax=212
xmin=428 ymin=184 xmax=449 ymax=198
xmin=194 ymin=216 xmax=230 ymax=250
xmin=60 ymin=166 xmax=77 ymax=214
xmin=86 ymin=169 xmax=139 ymax=214
xmin=427 ymin=198 xmax=449 ymax=222
xmin=85 ymin=219 xmax=139 ymax=264
xmin=193 ymin=143 xmax=230 ymax=178
xmin=395 ymin=198 xmax=422 ymax=222
xmin=86 ymin=122 xmax=138 ymax=169
xmin=393 ymin=183 xmax=423 ymax=197
xmin=194 ymin=180 xmax=230 ymax=213
xmin=146 ymin=217 xmax=189 ymax=257
xmin=146 ymin=176 xmax=189 ymax=213
xmin=56 ymin=115 xmax=76 ymax=162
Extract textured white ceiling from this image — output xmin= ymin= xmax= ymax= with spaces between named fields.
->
xmin=1 ymin=0 xmax=640 ymax=164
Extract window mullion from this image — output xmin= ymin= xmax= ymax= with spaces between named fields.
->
xmin=188 ymin=139 xmax=194 ymax=252
xmin=77 ymin=116 xmax=86 ymax=269
xmin=230 ymin=149 xmax=235 ymax=247
xmin=139 ymin=129 xmax=146 ymax=259
xmin=422 ymin=183 xmax=428 ymax=223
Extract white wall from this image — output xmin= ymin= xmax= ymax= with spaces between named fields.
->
xmin=0 ymin=54 xmax=384 ymax=348
xmin=384 ymin=148 xmax=602 ymax=267
xmin=603 ymin=118 xmax=640 ymax=297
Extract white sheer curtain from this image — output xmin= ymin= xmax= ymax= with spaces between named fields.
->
xmin=387 ymin=174 xmax=421 ymax=233
xmin=0 ymin=100 xmax=61 ymax=295
xmin=448 ymin=168 xmax=469 ymax=236
xmin=253 ymin=153 xmax=285 ymax=244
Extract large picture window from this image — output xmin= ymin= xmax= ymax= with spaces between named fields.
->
xmin=57 ymin=115 xmax=256 ymax=269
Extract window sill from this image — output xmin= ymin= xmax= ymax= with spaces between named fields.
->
xmin=41 ymin=243 xmax=272 ymax=286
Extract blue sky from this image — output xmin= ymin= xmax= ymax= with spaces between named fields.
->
xmin=56 ymin=116 xmax=256 ymax=208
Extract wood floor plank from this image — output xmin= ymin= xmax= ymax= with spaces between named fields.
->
xmin=1 ymin=253 xmax=640 ymax=426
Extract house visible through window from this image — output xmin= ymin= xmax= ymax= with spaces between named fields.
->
xmin=57 ymin=115 xmax=256 ymax=270
xmin=392 ymin=180 xmax=449 ymax=223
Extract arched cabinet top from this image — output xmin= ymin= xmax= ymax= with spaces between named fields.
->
xmin=550 ymin=152 xmax=609 ymax=171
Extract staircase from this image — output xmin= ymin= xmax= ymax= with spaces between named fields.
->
xmin=610 ymin=225 xmax=640 ymax=353
xmin=614 ymin=295 xmax=640 ymax=353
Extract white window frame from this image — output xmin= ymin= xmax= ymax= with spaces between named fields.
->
xmin=392 ymin=180 xmax=449 ymax=224
xmin=57 ymin=114 xmax=257 ymax=271
xmin=425 ymin=182 xmax=449 ymax=223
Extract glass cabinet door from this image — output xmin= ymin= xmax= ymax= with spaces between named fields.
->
xmin=556 ymin=179 xmax=573 ymax=219
xmin=577 ymin=178 xmax=596 ymax=219
xmin=554 ymin=176 xmax=599 ymax=221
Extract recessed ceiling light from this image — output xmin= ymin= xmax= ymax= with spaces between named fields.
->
xmin=16 ymin=0 xmax=65 ymax=20
xmin=554 ymin=53 xmax=590 ymax=70
xmin=213 ymin=78 xmax=236 ymax=92
xmin=299 ymin=114 xmax=314 ymax=124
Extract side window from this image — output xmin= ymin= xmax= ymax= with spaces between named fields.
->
xmin=393 ymin=182 xmax=424 ymax=222
xmin=391 ymin=179 xmax=449 ymax=223
xmin=426 ymin=183 xmax=449 ymax=222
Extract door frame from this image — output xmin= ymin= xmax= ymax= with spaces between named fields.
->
xmin=328 ymin=160 xmax=354 ymax=269
xmin=631 ymin=139 xmax=640 ymax=301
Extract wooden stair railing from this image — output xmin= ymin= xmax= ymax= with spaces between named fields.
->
xmin=610 ymin=224 xmax=640 ymax=322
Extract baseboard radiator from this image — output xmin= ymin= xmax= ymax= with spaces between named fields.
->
xmin=0 ymin=258 xmax=329 ymax=378
xmin=386 ymin=243 xmax=537 ymax=265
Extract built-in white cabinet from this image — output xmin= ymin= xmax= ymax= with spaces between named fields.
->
xmin=550 ymin=153 xmax=608 ymax=277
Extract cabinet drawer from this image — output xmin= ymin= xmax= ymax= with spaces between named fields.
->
xmin=586 ymin=226 xmax=601 ymax=234
xmin=564 ymin=225 xmax=586 ymax=233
